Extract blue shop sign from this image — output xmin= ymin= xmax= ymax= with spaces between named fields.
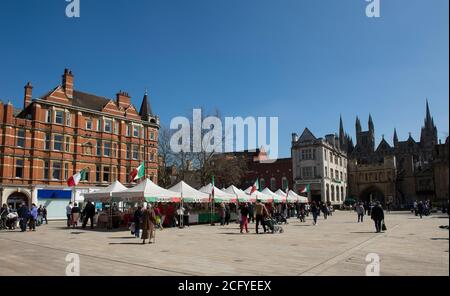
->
xmin=37 ymin=189 xmax=72 ymax=200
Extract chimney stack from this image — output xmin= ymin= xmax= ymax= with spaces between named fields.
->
xmin=116 ymin=90 xmax=131 ymax=108
xmin=62 ymin=68 xmax=74 ymax=99
xmin=24 ymin=81 xmax=33 ymax=109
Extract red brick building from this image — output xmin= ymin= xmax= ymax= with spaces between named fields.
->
xmin=0 ymin=69 xmax=159 ymax=218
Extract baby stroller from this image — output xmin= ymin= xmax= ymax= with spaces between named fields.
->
xmin=264 ymin=217 xmax=284 ymax=234
xmin=273 ymin=212 xmax=288 ymax=225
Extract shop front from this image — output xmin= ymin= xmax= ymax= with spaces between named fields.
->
xmin=36 ymin=189 xmax=72 ymax=220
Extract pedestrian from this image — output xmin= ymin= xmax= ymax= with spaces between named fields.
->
xmin=133 ymin=206 xmax=143 ymax=238
xmin=225 ymin=204 xmax=231 ymax=225
xmin=154 ymin=205 xmax=163 ymax=230
xmin=219 ymin=203 xmax=226 ymax=226
xmin=42 ymin=206 xmax=48 ymax=224
xmin=311 ymin=202 xmax=319 ymax=225
xmin=321 ymin=203 xmax=328 ymax=220
xmin=371 ymin=202 xmax=385 ymax=233
xmin=176 ymin=205 xmax=185 ymax=228
xmin=1 ymin=204 xmax=9 ymax=229
xmin=183 ymin=204 xmax=190 ymax=227
xmin=299 ymin=204 xmax=306 ymax=223
xmin=17 ymin=203 xmax=29 ymax=232
xmin=240 ymin=203 xmax=250 ymax=234
xmin=356 ymin=202 xmax=365 ymax=223
xmin=71 ymin=203 xmax=81 ymax=228
xmin=248 ymin=203 xmax=255 ymax=223
xmin=255 ymin=200 xmax=268 ymax=234
xmin=66 ymin=202 xmax=73 ymax=228
xmin=37 ymin=205 xmax=44 ymax=226
xmin=141 ymin=204 xmax=156 ymax=244
xmin=82 ymin=200 xmax=96 ymax=229
xmin=417 ymin=201 xmax=424 ymax=219
xmin=29 ymin=204 xmax=38 ymax=231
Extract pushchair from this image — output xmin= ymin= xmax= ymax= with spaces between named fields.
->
xmin=273 ymin=212 xmax=288 ymax=225
xmin=264 ymin=217 xmax=284 ymax=234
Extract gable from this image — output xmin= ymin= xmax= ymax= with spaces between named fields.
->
xmin=298 ymin=128 xmax=317 ymax=143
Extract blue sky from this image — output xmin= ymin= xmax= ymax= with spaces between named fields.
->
xmin=0 ymin=0 xmax=448 ymax=158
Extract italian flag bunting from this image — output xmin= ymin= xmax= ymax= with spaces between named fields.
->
xmin=130 ymin=162 xmax=145 ymax=182
xmin=250 ymin=179 xmax=259 ymax=194
xmin=67 ymin=169 xmax=87 ymax=187
xmin=300 ymin=184 xmax=310 ymax=195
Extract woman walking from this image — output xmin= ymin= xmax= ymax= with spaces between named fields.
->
xmin=311 ymin=202 xmax=319 ymax=225
xmin=71 ymin=203 xmax=81 ymax=229
xmin=239 ymin=203 xmax=250 ymax=234
xmin=142 ymin=205 xmax=156 ymax=244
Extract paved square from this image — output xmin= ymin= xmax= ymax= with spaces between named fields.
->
xmin=0 ymin=211 xmax=448 ymax=276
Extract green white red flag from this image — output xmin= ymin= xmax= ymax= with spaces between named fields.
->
xmin=250 ymin=179 xmax=259 ymax=194
xmin=130 ymin=162 xmax=145 ymax=182
xmin=67 ymin=169 xmax=87 ymax=187
xmin=300 ymin=184 xmax=310 ymax=194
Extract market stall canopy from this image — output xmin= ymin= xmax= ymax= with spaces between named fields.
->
xmin=83 ymin=181 xmax=127 ymax=203
xmin=288 ymin=190 xmax=308 ymax=203
xmin=224 ymin=185 xmax=253 ymax=203
xmin=274 ymin=189 xmax=291 ymax=202
xmin=199 ymin=183 xmax=237 ymax=203
xmin=169 ymin=181 xmax=210 ymax=203
xmin=111 ymin=178 xmax=181 ymax=203
xmin=262 ymin=188 xmax=285 ymax=203
xmin=244 ymin=187 xmax=273 ymax=203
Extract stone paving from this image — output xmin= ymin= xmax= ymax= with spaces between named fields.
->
xmin=0 ymin=211 xmax=448 ymax=276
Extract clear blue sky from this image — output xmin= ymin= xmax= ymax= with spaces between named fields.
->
xmin=0 ymin=0 xmax=448 ymax=157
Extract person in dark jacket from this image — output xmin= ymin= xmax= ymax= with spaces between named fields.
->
xmin=371 ymin=202 xmax=385 ymax=233
xmin=133 ymin=206 xmax=143 ymax=238
xmin=239 ymin=203 xmax=250 ymax=234
xmin=17 ymin=203 xmax=29 ymax=232
xmin=417 ymin=201 xmax=425 ymax=219
xmin=42 ymin=206 xmax=48 ymax=224
xmin=82 ymin=200 xmax=96 ymax=229
xmin=310 ymin=202 xmax=319 ymax=225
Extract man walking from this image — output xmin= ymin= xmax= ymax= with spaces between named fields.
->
xmin=66 ymin=202 xmax=73 ymax=228
xmin=417 ymin=201 xmax=425 ymax=219
xmin=356 ymin=202 xmax=365 ymax=223
xmin=371 ymin=202 xmax=385 ymax=233
xmin=310 ymin=201 xmax=319 ymax=225
xmin=17 ymin=203 xmax=29 ymax=232
xmin=82 ymin=200 xmax=96 ymax=229
xmin=29 ymin=203 xmax=38 ymax=231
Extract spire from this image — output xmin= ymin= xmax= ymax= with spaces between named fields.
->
xmin=393 ymin=128 xmax=398 ymax=146
xmin=355 ymin=116 xmax=361 ymax=133
xmin=368 ymin=114 xmax=374 ymax=132
xmin=426 ymin=99 xmax=432 ymax=124
xmin=139 ymin=90 xmax=153 ymax=120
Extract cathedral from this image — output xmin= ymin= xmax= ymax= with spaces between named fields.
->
xmin=339 ymin=101 xmax=448 ymax=208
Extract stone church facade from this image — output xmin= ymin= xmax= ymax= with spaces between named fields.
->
xmin=340 ymin=101 xmax=448 ymax=208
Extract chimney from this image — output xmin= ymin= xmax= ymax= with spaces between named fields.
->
xmin=62 ymin=68 xmax=74 ymax=99
xmin=24 ymin=82 xmax=33 ymax=109
xmin=116 ymin=91 xmax=131 ymax=108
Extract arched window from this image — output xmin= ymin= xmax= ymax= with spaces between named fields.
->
xmin=83 ymin=142 xmax=93 ymax=155
xmin=341 ymin=187 xmax=344 ymax=202
xmin=326 ymin=184 xmax=330 ymax=202
xmin=260 ymin=178 xmax=266 ymax=189
xmin=336 ymin=186 xmax=340 ymax=201
xmin=270 ymin=178 xmax=277 ymax=191
xmin=331 ymin=185 xmax=335 ymax=202
xmin=282 ymin=177 xmax=289 ymax=191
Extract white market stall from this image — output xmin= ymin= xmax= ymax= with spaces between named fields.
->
xmin=262 ymin=188 xmax=285 ymax=203
xmin=288 ymin=190 xmax=309 ymax=204
xmin=83 ymin=181 xmax=127 ymax=203
xmin=199 ymin=183 xmax=237 ymax=203
xmin=111 ymin=178 xmax=182 ymax=203
xmin=169 ymin=181 xmax=210 ymax=203
xmin=244 ymin=187 xmax=273 ymax=203
xmin=224 ymin=185 xmax=254 ymax=203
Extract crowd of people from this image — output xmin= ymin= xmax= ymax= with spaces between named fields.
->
xmin=0 ymin=203 xmax=48 ymax=232
xmin=65 ymin=201 xmax=96 ymax=229
xmin=412 ymin=200 xmax=433 ymax=218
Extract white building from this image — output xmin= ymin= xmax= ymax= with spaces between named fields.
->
xmin=291 ymin=128 xmax=348 ymax=205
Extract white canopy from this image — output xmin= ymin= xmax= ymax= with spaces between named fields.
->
xmin=168 ymin=181 xmax=210 ymax=203
xmin=199 ymin=183 xmax=236 ymax=203
xmin=288 ymin=190 xmax=309 ymax=203
xmin=111 ymin=178 xmax=181 ymax=203
xmin=224 ymin=185 xmax=253 ymax=202
xmin=244 ymin=187 xmax=273 ymax=202
xmin=83 ymin=181 xmax=127 ymax=203
xmin=262 ymin=188 xmax=285 ymax=203
xmin=275 ymin=189 xmax=295 ymax=203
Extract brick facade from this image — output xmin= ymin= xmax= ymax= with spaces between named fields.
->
xmin=0 ymin=69 xmax=159 ymax=209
